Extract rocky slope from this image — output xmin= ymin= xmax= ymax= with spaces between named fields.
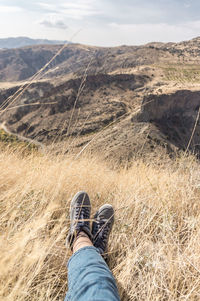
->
xmin=1 ymin=37 xmax=200 ymax=82
xmin=0 ymin=37 xmax=200 ymax=162
xmin=0 ymin=42 xmax=181 ymax=82
xmin=0 ymin=74 xmax=148 ymax=142
xmin=139 ymin=90 xmax=200 ymax=156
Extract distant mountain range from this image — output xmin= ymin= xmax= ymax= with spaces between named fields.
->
xmin=0 ymin=37 xmax=69 ymax=49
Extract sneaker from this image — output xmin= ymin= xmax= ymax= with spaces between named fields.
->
xmin=92 ymin=204 xmax=114 ymax=259
xmin=66 ymin=191 xmax=92 ymax=249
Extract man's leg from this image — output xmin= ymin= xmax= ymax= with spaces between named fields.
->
xmin=65 ymin=191 xmax=120 ymax=301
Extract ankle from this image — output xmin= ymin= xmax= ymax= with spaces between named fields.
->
xmin=73 ymin=231 xmax=93 ymax=253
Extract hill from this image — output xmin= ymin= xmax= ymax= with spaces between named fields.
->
xmin=1 ymin=37 xmax=200 ymax=82
xmin=0 ymin=37 xmax=200 ymax=162
xmin=0 ymin=36 xmax=68 ymax=49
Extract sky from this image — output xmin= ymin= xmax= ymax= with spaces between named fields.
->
xmin=0 ymin=0 xmax=200 ymax=46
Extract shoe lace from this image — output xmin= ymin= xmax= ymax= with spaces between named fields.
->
xmin=75 ymin=205 xmax=90 ymax=222
xmin=94 ymin=219 xmax=111 ymax=249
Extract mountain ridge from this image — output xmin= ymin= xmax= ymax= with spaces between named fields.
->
xmin=0 ymin=36 xmax=69 ymax=49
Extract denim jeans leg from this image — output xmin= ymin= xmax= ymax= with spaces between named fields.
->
xmin=64 ymin=246 xmax=120 ymax=301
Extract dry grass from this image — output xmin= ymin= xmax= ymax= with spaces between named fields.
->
xmin=1 ymin=146 xmax=200 ymax=301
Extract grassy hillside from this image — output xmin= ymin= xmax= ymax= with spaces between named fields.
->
xmin=0 ymin=146 xmax=200 ymax=300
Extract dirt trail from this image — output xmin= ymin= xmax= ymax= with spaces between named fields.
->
xmin=0 ymin=122 xmax=45 ymax=152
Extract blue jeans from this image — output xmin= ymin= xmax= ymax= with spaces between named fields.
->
xmin=64 ymin=246 xmax=120 ymax=301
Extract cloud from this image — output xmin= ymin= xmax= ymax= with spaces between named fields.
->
xmin=106 ymin=21 xmax=200 ymax=46
xmin=6 ymin=0 xmax=200 ymax=25
xmin=38 ymin=0 xmax=100 ymax=20
xmin=2 ymin=0 xmax=200 ymax=24
xmin=37 ymin=2 xmax=56 ymax=12
xmin=0 ymin=5 xmax=23 ymax=13
xmin=40 ymin=17 xmax=68 ymax=29
xmin=61 ymin=8 xmax=99 ymax=20
xmin=61 ymin=0 xmax=100 ymax=18
xmin=1 ymin=0 xmax=200 ymax=46
xmin=184 ymin=3 xmax=191 ymax=8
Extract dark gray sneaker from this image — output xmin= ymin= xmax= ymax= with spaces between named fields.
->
xmin=92 ymin=204 xmax=114 ymax=259
xmin=66 ymin=191 xmax=92 ymax=249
